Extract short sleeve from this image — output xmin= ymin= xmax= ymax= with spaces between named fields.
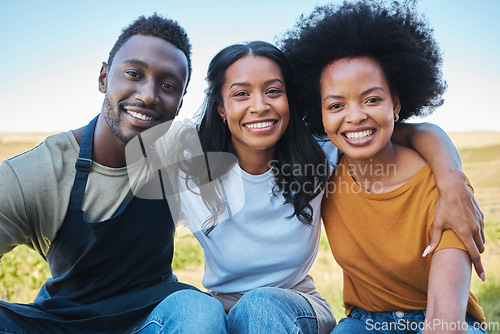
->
xmin=0 ymin=161 xmax=31 ymax=258
xmin=435 ymin=229 xmax=467 ymax=252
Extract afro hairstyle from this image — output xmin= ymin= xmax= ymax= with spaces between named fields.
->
xmin=279 ymin=0 xmax=447 ymax=135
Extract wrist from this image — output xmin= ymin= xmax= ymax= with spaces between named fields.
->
xmin=435 ymin=168 xmax=467 ymax=191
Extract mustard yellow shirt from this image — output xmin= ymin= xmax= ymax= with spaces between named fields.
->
xmin=322 ymin=156 xmax=484 ymax=323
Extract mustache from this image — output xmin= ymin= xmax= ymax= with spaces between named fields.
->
xmin=119 ymin=101 xmax=159 ymax=113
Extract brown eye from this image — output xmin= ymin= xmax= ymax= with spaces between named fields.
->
xmin=328 ymin=103 xmax=343 ymax=111
xmin=366 ymin=97 xmax=382 ymax=104
xmin=161 ymin=82 xmax=174 ymax=90
xmin=266 ymin=88 xmax=282 ymax=95
xmin=126 ymin=70 xmax=141 ymax=79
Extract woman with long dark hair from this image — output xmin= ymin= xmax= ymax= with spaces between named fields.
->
xmin=179 ymin=41 xmax=337 ymax=334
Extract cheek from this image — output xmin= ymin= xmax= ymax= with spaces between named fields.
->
xmin=280 ymin=115 xmax=290 ymax=137
xmin=106 ymin=86 xmax=130 ymax=105
xmin=283 ymin=115 xmax=290 ymax=128
xmin=225 ymin=108 xmax=239 ymax=125
xmin=103 ymin=92 xmax=119 ymax=111
xmin=162 ymin=94 xmax=183 ymax=109
xmin=322 ymin=113 xmax=343 ymax=140
xmin=224 ymin=107 xmax=242 ymax=134
xmin=281 ymin=107 xmax=290 ymax=127
xmin=380 ymin=111 xmax=396 ymax=128
xmin=277 ymin=98 xmax=290 ymax=124
xmin=223 ymin=100 xmax=237 ymax=119
xmin=321 ymin=110 xmax=335 ymax=132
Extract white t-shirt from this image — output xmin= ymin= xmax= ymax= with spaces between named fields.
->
xmin=178 ymin=137 xmax=338 ymax=294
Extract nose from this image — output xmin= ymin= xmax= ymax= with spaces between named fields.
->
xmin=135 ymin=79 xmax=159 ymax=105
xmin=346 ymin=105 xmax=367 ymax=124
xmin=249 ymin=93 xmax=269 ymax=114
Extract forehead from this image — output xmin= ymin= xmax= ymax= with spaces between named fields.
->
xmin=113 ymin=35 xmax=188 ymax=80
xmin=322 ymin=57 xmax=387 ymax=85
xmin=225 ymin=56 xmax=284 ymax=82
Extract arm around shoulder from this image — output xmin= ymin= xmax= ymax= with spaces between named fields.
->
xmin=392 ymin=122 xmax=463 ymax=179
xmin=393 ymin=122 xmax=485 ymax=279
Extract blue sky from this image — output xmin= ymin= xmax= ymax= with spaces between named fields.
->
xmin=1 ymin=0 xmax=499 ymax=132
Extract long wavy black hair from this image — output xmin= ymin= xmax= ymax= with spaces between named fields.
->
xmin=194 ymin=41 xmax=329 ymax=234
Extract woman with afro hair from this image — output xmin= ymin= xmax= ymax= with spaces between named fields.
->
xmin=280 ymin=1 xmax=486 ymax=333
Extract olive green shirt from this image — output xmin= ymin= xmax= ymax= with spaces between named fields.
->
xmin=0 ymin=131 xmax=132 ymax=259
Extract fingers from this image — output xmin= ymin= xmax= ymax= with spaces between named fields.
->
xmin=473 ymin=223 xmax=485 ymax=254
xmin=426 ymin=200 xmax=445 ymax=257
xmin=455 ymin=221 xmax=485 ymax=281
xmin=472 ymin=196 xmax=486 ymax=252
xmin=426 ymin=217 xmax=485 ymax=282
xmin=463 ymin=238 xmax=485 ymax=282
xmin=423 ymin=223 xmax=443 ymax=257
xmin=480 ymin=218 xmax=485 ymax=248
xmin=469 ymin=203 xmax=485 ymax=254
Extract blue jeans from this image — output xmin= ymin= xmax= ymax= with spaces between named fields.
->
xmin=227 ymin=287 xmax=318 ymax=334
xmin=0 ymin=290 xmax=227 ymax=333
xmin=131 ymin=289 xmax=228 ymax=333
xmin=332 ymin=307 xmax=487 ymax=334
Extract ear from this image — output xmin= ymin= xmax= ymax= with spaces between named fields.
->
xmin=98 ymin=62 xmax=109 ymax=93
xmin=217 ymin=103 xmax=226 ymax=121
xmin=392 ymin=94 xmax=401 ymax=118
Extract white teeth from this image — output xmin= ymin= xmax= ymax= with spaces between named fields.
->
xmin=245 ymin=121 xmax=276 ymax=129
xmin=345 ymin=130 xmax=373 ymax=140
xmin=127 ymin=110 xmax=154 ymax=121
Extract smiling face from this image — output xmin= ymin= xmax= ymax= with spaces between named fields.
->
xmin=320 ymin=56 xmax=400 ymax=162
xmin=217 ymin=56 xmax=289 ymax=159
xmin=99 ymin=34 xmax=189 ymax=143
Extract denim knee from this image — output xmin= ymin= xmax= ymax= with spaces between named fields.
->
xmin=132 ymin=290 xmax=228 ymax=333
xmin=228 ymin=287 xmax=317 ymax=334
xmin=332 ymin=316 xmax=372 ymax=334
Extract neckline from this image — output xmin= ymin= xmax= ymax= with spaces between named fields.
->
xmin=339 ymin=155 xmax=430 ymax=200
xmin=238 ymin=164 xmax=274 ymax=181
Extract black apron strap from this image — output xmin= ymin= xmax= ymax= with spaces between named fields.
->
xmin=68 ymin=115 xmax=98 ymax=210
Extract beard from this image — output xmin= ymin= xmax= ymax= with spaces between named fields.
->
xmin=102 ymin=96 xmax=133 ymax=144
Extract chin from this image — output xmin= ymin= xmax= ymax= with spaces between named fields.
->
xmin=342 ymin=149 xmax=372 ymax=161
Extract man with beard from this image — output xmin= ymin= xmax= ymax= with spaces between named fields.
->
xmin=0 ymin=14 xmax=227 ymax=333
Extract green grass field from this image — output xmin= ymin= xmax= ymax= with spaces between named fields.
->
xmin=1 ymin=131 xmax=499 ymax=332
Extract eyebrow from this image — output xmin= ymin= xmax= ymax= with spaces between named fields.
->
xmin=122 ymin=59 xmax=149 ymax=68
xmin=323 ymin=86 xmax=385 ymax=102
xmin=229 ymin=78 xmax=284 ymax=90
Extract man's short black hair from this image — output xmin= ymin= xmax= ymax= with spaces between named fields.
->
xmin=108 ymin=13 xmax=192 ymax=86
